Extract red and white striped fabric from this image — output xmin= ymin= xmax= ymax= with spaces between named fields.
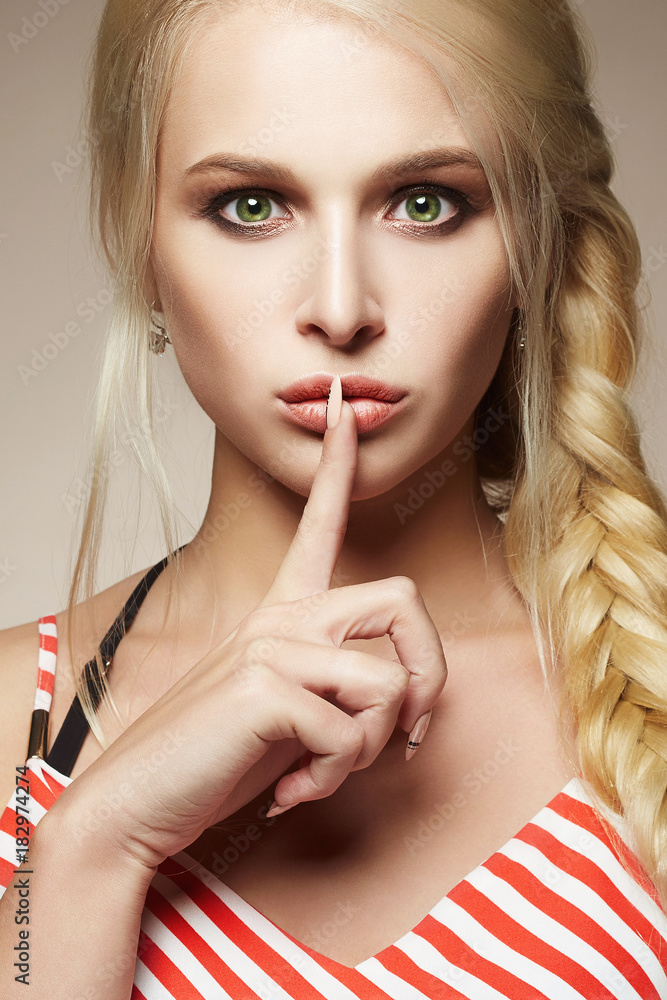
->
xmin=34 ymin=614 xmax=57 ymax=713
xmin=1 ymin=618 xmax=666 ymax=998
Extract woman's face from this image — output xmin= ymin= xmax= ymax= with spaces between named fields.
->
xmin=149 ymin=4 xmax=516 ymax=500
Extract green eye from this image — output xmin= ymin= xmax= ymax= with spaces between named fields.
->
xmin=404 ymin=192 xmax=442 ymax=223
xmin=235 ymin=194 xmax=273 ymax=223
xmin=204 ymin=183 xmax=467 ymax=234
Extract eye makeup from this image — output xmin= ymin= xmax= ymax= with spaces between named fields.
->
xmin=195 ymin=178 xmax=479 ymax=240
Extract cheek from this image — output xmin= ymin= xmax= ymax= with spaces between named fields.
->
xmin=151 ymin=231 xmax=280 ymax=405
xmin=411 ymin=242 xmax=514 ymax=394
xmin=150 ymin=205 xmax=514 ymax=445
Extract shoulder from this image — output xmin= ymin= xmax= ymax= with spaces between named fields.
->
xmin=0 ymin=620 xmax=40 ymax=792
xmin=0 ymin=566 xmax=152 ymax=812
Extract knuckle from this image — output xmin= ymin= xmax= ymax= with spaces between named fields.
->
xmin=376 ymin=672 xmax=409 ymax=712
xmin=232 ymin=637 xmax=282 ymax=690
xmin=235 ymin=655 xmax=273 ymax=688
xmin=387 ymin=575 xmax=420 ymax=603
xmin=343 ymin=718 xmax=366 ymax=754
xmin=387 ymin=664 xmax=411 ymax=699
xmin=243 ymin=606 xmax=278 ymax=636
xmin=419 ymin=638 xmax=447 ymax=671
xmin=232 ymin=660 xmax=275 ymax=699
xmin=244 ymin=634 xmax=279 ymax=661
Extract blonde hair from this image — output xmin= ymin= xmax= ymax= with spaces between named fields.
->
xmin=68 ymin=0 xmax=667 ymax=906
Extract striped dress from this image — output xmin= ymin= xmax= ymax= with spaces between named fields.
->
xmin=1 ymin=614 xmax=666 ymax=998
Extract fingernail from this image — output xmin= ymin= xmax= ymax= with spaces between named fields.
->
xmin=406 ymin=708 xmax=432 ymax=761
xmin=266 ymin=800 xmax=296 ymax=818
xmin=326 ymin=374 xmax=342 ymax=430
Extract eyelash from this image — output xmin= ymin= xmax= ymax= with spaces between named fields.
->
xmin=199 ymin=180 xmax=475 ymax=237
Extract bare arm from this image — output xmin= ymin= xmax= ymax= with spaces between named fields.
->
xmin=0 ymin=390 xmax=446 ymax=994
xmin=0 ymin=802 xmax=156 ymax=999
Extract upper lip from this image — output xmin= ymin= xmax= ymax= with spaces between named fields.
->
xmin=278 ymin=372 xmax=406 ymax=403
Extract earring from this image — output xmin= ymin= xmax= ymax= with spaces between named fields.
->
xmin=149 ymin=303 xmax=171 ymax=355
xmin=512 ymin=307 xmax=525 ymax=351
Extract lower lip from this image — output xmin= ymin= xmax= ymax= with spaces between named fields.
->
xmin=278 ymin=395 xmax=406 ymax=434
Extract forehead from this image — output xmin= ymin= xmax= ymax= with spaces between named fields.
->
xmin=158 ymin=3 xmax=496 ymax=183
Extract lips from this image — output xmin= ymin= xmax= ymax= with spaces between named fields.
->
xmin=278 ymin=373 xmax=406 ymax=404
xmin=277 ymin=373 xmax=407 ymax=434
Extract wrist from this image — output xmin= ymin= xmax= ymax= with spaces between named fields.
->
xmin=35 ymin=794 xmax=159 ymax=892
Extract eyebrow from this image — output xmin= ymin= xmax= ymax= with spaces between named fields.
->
xmin=183 ymin=146 xmax=485 ymax=183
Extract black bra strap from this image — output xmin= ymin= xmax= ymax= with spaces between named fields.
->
xmin=44 ymin=545 xmax=187 ymax=776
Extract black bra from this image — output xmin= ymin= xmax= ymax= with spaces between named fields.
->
xmin=36 ymin=545 xmax=187 ymax=777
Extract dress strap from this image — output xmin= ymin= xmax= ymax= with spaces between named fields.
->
xmin=27 ymin=545 xmax=186 ymax=776
xmin=25 ymin=616 xmax=58 ymax=760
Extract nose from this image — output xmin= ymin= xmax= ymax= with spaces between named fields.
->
xmin=293 ymin=215 xmax=385 ymax=347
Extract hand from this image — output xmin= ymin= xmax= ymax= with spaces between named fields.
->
xmin=54 ymin=376 xmax=448 ymax=871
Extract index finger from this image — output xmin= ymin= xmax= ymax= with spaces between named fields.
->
xmin=258 ymin=375 xmax=359 ymax=606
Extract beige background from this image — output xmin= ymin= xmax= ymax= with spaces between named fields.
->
xmin=1 ymin=0 xmax=665 ymax=629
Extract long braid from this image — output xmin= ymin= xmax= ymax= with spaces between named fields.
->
xmin=504 ymin=191 xmax=667 ymax=904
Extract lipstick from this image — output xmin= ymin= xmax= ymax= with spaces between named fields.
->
xmin=278 ymin=373 xmax=407 ymax=434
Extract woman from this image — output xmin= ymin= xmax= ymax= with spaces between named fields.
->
xmin=1 ymin=0 xmax=666 ymax=995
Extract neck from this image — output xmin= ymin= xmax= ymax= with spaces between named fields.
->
xmin=173 ymin=412 xmax=525 ymax=645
